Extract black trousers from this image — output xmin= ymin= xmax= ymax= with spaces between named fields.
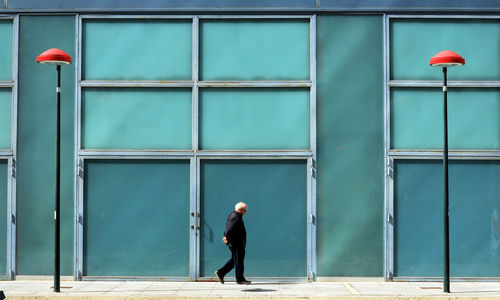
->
xmin=217 ymin=246 xmax=245 ymax=282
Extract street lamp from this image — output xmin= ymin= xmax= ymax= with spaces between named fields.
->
xmin=36 ymin=48 xmax=72 ymax=293
xmin=430 ymin=50 xmax=465 ymax=293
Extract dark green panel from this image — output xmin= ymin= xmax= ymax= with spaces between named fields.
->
xmin=199 ymin=88 xmax=310 ymax=150
xmin=391 ymin=19 xmax=500 ymax=81
xmin=200 ymin=20 xmax=309 ymax=80
xmin=0 ymin=89 xmax=11 ymax=149
xmin=0 ymin=20 xmax=12 ymax=81
xmin=82 ymin=88 xmax=192 ymax=149
xmin=0 ymin=160 xmax=7 ymax=276
xmin=200 ymin=160 xmax=307 ymax=277
xmin=83 ymin=20 xmax=191 ymax=80
xmin=395 ymin=160 xmax=500 ymax=277
xmin=316 ymin=15 xmax=384 ymax=276
xmin=84 ymin=160 xmax=190 ymax=276
xmin=17 ymin=16 xmax=75 ymax=275
xmin=392 ymin=88 xmax=500 ymax=150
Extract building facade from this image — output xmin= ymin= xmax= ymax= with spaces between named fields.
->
xmin=1 ymin=0 xmax=500 ymax=281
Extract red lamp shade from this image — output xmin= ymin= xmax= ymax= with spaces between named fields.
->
xmin=430 ymin=50 xmax=465 ymax=67
xmin=36 ymin=48 xmax=72 ymax=65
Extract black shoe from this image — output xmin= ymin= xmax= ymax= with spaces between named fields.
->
xmin=215 ymin=271 xmax=224 ymax=284
xmin=237 ymin=280 xmax=251 ymax=285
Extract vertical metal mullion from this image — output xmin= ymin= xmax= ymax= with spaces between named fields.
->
xmin=195 ymin=157 xmax=201 ymax=279
xmin=192 ymin=16 xmax=199 ymax=152
xmin=190 ymin=16 xmax=200 ymax=281
xmin=6 ymin=14 xmax=19 ymax=280
xmin=189 ymin=157 xmax=197 ymax=280
xmin=75 ymin=14 xmax=83 ymax=280
xmin=307 ymin=15 xmax=317 ymax=282
xmin=383 ymin=14 xmax=394 ymax=281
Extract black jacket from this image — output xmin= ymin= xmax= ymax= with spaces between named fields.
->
xmin=224 ymin=211 xmax=246 ymax=249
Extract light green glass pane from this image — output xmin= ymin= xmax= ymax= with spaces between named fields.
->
xmin=200 ymin=160 xmax=307 ymax=277
xmin=84 ymin=160 xmax=190 ymax=276
xmin=317 ymin=15 xmax=384 ymax=276
xmin=0 ymin=89 xmax=11 ymax=149
xmin=17 ymin=15 xmax=75 ymax=275
xmin=0 ymin=160 xmax=7 ymax=276
xmin=82 ymin=88 xmax=191 ymax=149
xmin=391 ymin=88 xmax=500 ymax=150
xmin=395 ymin=160 xmax=500 ymax=277
xmin=200 ymin=88 xmax=309 ymax=150
xmin=391 ymin=19 xmax=500 ymax=80
xmin=200 ymin=20 xmax=309 ymax=80
xmin=0 ymin=20 xmax=12 ymax=81
xmin=83 ymin=20 xmax=191 ymax=80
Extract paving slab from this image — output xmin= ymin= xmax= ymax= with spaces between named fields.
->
xmin=1 ymin=280 xmax=500 ymax=299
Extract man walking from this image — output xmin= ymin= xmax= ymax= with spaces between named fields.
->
xmin=215 ymin=202 xmax=251 ymax=285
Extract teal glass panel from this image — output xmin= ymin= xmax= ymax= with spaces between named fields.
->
xmin=0 ymin=89 xmax=11 ymax=149
xmin=82 ymin=88 xmax=191 ymax=150
xmin=0 ymin=160 xmax=7 ymax=276
xmin=200 ymin=160 xmax=307 ymax=277
xmin=395 ymin=160 xmax=500 ymax=277
xmin=83 ymin=20 xmax=191 ymax=80
xmin=391 ymin=88 xmax=500 ymax=150
xmin=391 ymin=19 xmax=500 ymax=80
xmin=316 ymin=15 xmax=384 ymax=276
xmin=0 ymin=20 xmax=12 ymax=81
xmin=84 ymin=160 xmax=190 ymax=276
xmin=200 ymin=88 xmax=309 ymax=150
xmin=17 ymin=15 xmax=75 ymax=275
xmin=200 ymin=20 xmax=309 ymax=80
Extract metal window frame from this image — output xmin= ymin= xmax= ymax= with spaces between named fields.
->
xmin=384 ymin=14 xmax=500 ymax=282
xmin=75 ymin=14 xmax=316 ymax=281
xmin=0 ymin=15 xmax=18 ymax=281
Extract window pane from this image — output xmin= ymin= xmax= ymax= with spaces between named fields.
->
xmin=200 ymin=88 xmax=309 ymax=150
xmin=83 ymin=20 xmax=192 ymax=80
xmin=395 ymin=160 xmax=500 ymax=277
xmin=0 ymin=20 xmax=12 ymax=81
xmin=391 ymin=88 xmax=500 ymax=150
xmin=200 ymin=160 xmax=307 ymax=277
xmin=0 ymin=160 xmax=7 ymax=276
xmin=0 ymin=89 xmax=11 ymax=149
xmin=391 ymin=19 xmax=500 ymax=80
xmin=82 ymin=88 xmax=192 ymax=150
xmin=84 ymin=160 xmax=190 ymax=276
xmin=200 ymin=20 xmax=309 ymax=80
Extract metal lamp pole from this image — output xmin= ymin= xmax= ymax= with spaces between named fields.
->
xmin=430 ymin=50 xmax=465 ymax=294
xmin=36 ymin=48 xmax=72 ymax=293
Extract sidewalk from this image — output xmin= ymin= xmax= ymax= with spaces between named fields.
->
xmin=2 ymin=280 xmax=500 ymax=299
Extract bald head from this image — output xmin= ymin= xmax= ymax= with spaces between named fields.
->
xmin=235 ymin=202 xmax=247 ymax=215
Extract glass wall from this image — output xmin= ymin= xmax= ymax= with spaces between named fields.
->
xmin=388 ymin=17 xmax=500 ymax=278
xmin=79 ymin=16 xmax=313 ymax=278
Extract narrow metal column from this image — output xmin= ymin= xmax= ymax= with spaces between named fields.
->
xmin=442 ymin=67 xmax=450 ymax=293
xmin=54 ymin=65 xmax=61 ymax=293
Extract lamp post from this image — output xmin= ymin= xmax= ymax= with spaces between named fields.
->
xmin=36 ymin=48 xmax=72 ymax=293
xmin=429 ymin=50 xmax=465 ymax=293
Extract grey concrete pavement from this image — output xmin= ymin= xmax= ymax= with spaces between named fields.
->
xmin=2 ymin=280 xmax=500 ymax=299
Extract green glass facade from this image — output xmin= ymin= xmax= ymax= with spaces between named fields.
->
xmin=0 ymin=7 xmax=498 ymax=281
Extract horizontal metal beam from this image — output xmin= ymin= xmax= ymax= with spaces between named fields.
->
xmin=388 ymin=149 xmax=500 ymax=160
xmin=196 ymin=151 xmax=312 ymax=158
xmin=198 ymin=81 xmax=312 ymax=88
xmin=79 ymin=150 xmax=312 ymax=158
xmin=0 ymin=81 xmax=14 ymax=87
xmin=80 ymin=80 xmax=312 ymax=88
xmin=80 ymin=15 xmax=312 ymax=19
xmin=389 ymin=80 xmax=500 ymax=88
xmin=80 ymin=80 xmax=194 ymax=88
xmin=0 ymin=151 xmax=13 ymax=157
xmin=388 ymin=14 xmax=500 ymax=19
